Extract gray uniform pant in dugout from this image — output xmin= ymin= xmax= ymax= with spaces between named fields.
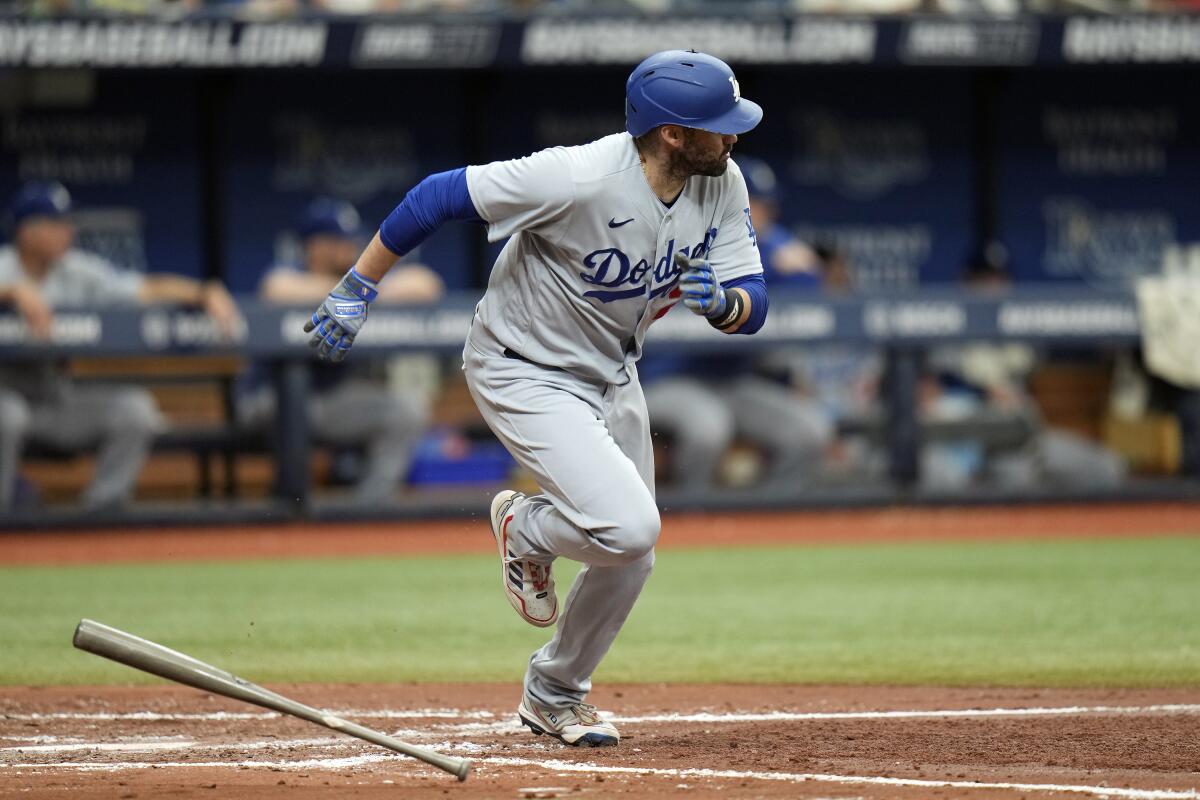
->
xmin=464 ymin=325 xmax=658 ymax=712
xmin=238 ymin=380 xmax=428 ymax=505
xmin=0 ymin=384 xmax=164 ymax=509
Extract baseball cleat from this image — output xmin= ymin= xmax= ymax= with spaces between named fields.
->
xmin=518 ymin=697 xmax=619 ymax=747
xmin=490 ymin=490 xmax=557 ymax=628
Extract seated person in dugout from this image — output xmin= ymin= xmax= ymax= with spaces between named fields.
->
xmin=920 ymin=243 xmax=1127 ymax=491
xmin=238 ymin=197 xmax=444 ymax=504
xmin=0 ymin=181 xmax=242 ymax=511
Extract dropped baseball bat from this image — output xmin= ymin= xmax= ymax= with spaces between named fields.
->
xmin=72 ymin=619 xmax=470 ymax=781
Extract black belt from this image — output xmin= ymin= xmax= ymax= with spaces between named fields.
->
xmin=503 ymin=347 xmax=560 ymax=371
xmin=503 ymin=347 xmax=531 ymax=363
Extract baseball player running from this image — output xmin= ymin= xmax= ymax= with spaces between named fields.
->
xmin=305 ymin=50 xmax=768 ymax=747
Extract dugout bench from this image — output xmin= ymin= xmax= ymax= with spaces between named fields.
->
xmin=1 ymin=288 xmax=1191 ymax=523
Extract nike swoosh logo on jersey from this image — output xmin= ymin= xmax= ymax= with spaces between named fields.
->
xmin=608 ymin=217 xmax=635 ymax=228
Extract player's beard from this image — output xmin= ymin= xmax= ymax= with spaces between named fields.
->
xmin=670 ymin=129 xmax=732 ymax=179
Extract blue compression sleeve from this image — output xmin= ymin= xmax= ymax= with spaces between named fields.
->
xmin=378 ymin=168 xmax=482 ymax=256
xmin=724 ymin=274 xmax=769 ymax=335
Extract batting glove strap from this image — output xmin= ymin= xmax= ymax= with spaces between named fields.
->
xmin=708 ymin=288 xmax=745 ymax=331
xmin=340 ymin=269 xmax=379 ymax=302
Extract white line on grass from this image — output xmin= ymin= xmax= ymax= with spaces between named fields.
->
xmin=6 ymin=703 xmax=1198 ymax=724
xmin=4 ymin=754 xmax=1196 ymax=800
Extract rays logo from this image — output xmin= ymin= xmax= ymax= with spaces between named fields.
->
xmin=580 ymin=228 xmax=718 ymax=303
xmin=1042 ymin=197 xmax=1175 ymax=286
xmin=791 ymin=109 xmax=928 ymax=201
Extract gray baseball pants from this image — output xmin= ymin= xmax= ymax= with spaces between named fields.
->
xmin=239 ymin=380 xmax=427 ymax=504
xmin=463 ymin=325 xmax=657 ymax=712
xmin=645 ymin=375 xmax=833 ymax=490
xmin=0 ymin=385 xmax=163 ymax=510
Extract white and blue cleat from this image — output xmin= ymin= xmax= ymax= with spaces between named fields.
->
xmin=518 ymin=697 xmax=620 ymax=747
xmin=490 ymin=490 xmax=558 ymax=628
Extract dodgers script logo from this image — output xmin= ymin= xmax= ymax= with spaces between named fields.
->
xmin=580 ymin=228 xmax=719 ymax=303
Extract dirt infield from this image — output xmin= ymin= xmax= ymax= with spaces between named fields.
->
xmin=3 ymin=684 xmax=1199 ymax=799
xmin=3 ymin=501 xmax=1198 ymax=565
xmin=4 ymin=504 xmax=1198 ymax=797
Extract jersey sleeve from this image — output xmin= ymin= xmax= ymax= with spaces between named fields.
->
xmin=72 ymin=252 xmax=144 ymax=306
xmin=707 ymin=165 xmax=763 ymax=285
xmin=465 ymin=146 xmax=575 ymax=244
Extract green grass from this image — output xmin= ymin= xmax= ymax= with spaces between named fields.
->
xmin=2 ymin=535 xmax=1198 ymax=687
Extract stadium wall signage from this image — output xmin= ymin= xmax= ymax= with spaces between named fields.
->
xmin=0 ymin=15 xmax=1198 ymax=70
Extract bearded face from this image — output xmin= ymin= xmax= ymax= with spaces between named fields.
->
xmin=669 ymin=128 xmax=735 ymax=178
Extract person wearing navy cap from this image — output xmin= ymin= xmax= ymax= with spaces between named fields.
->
xmin=736 ymin=156 xmax=825 ymax=288
xmin=239 ymin=197 xmax=443 ymax=504
xmin=0 ymin=181 xmax=242 ymax=512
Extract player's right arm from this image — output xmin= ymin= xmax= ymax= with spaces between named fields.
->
xmin=306 ymin=151 xmax=574 ymax=361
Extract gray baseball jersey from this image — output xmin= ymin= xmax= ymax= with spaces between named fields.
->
xmin=467 ymin=132 xmax=761 ymax=384
xmin=0 ymin=246 xmax=143 ymax=403
xmin=462 ymin=133 xmax=763 ymax=714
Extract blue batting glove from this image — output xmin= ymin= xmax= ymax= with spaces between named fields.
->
xmin=303 ymin=268 xmax=379 ymax=363
xmin=674 ymin=252 xmax=727 ymax=319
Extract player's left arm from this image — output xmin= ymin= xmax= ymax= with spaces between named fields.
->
xmin=716 ymin=273 xmax=768 ymax=335
xmin=677 ymin=165 xmax=769 ymax=335
xmin=675 ymin=257 xmax=767 ymax=335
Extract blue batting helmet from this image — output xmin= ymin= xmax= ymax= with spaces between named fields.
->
xmin=625 ymin=50 xmax=763 ymax=138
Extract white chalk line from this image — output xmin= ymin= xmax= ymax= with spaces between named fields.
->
xmin=622 ymin=704 xmax=1200 ymax=723
xmin=485 ymin=758 xmax=1200 ymax=800
xmin=3 ymin=735 xmax=558 ymax=756
xmin=3 ymin=741 xmax=194 ymax=754
xmin=6 ymin=737 xmax=330 ymax=755
xmin=1 ymin=708 xmax=481 ymax=722
xmin=1 ymin=724 xmax=531 ymax=752
xmin=5 ymin=703 xmax=1198 ymax=798
xmin=7 ymin=704 xmax=1197 ymax=750
xmin=4 ymin=754 xmax=395 ymax=772
xmin=4 ymin=754 xmax=1197 ymax=800
xmin=6 ymin=702 xmax=1198 ymax=724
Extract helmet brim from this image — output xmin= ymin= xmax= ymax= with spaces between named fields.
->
xmin=692 ymin=98 xmax=763 ymax=136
